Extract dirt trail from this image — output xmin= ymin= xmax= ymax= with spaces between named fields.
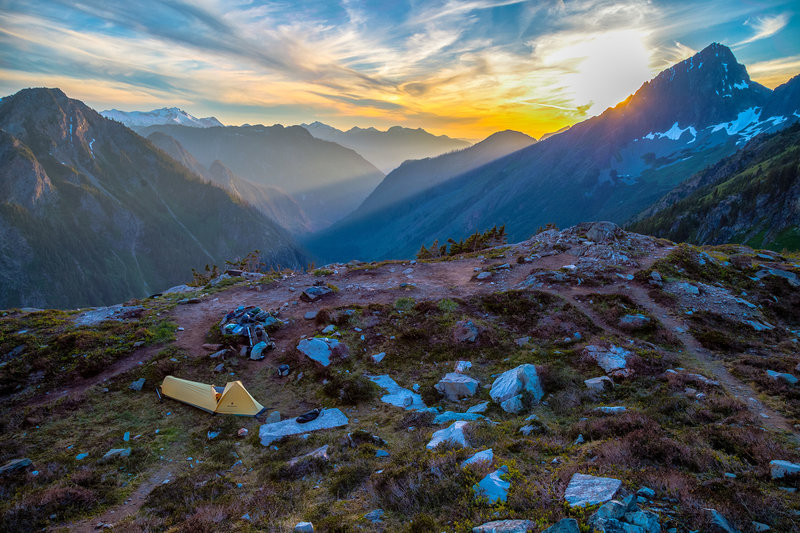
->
xmin=66 ymin=466 xmax=174 ymax=532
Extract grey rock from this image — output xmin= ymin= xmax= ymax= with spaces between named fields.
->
xmin=213 ymin=363 xmax=225 ymax=372
xmin=454 ymin=320 xmax=480 ymax=342
xmin=266 ymin=411 xmax=281 ymax=424
xmin=564 ymin=473 xmax=622 ymax=507
xmin=624 ymin=510 xmax=661 ymax=533
xmin=435 ymin=372 xmax=480 ymax=401
xmin=426 ymin=420 xmax=470 ymax=449
xmin=703 ymin=508 xmax=739 ymax=533
xmin=129 ymin=378 xmax=146 ymax=391
xmin=0 ymin=458 xmax=31 ymax=475
xmin=473 ymin=519 xmax=535 ymax=532
xmin=250 ymin=341 xmax=268 ymax=360
xmin=770 ymin=460 xmax=800 ymax=479
xmin=209 ymin=349 xmax=227 ymax=359
xmin=259 ymin=408 xmax=349 ymax=446
xmin=586 ymin=221 xmax=623 ymax=243
xmin=585 ymin=376 xmax=614 ymax=393
xmin=300 ymin=286 xmax=332 ymax=302
xmin=101 ymin=448 xmax=131 ymax=462
xmin=766 ymin=370 xmax=798 ymax=385
xmin=294 ymin=522 xmax=314 ymax=533
xmin=296 ymin=337 xmax=348 ymax=366
xmin=543 ymin=518 xmax=580 ymax=533
xmin=476 ymin=271 xmax=492 ymax=280
xmin=288 ymin=445 xmax=329 ymax=467
xmin=751 ymin=522 xmax=770 ymax=532
xmin=619 ymin=313 xmax=650 ymax=328
xmin=304 ymin=311 xmax=318 ymax=320
xmin=364 ymin=509 xmax=384 ymax=523
xmin=473 ymin=465 xmax=511 ymax=504
xmin=650 ymin=271 xmax=662 ymax=282
xmin=371 ymin=351 xmax=386 ymax=363
xmin=490 ymin=364 xmax=544 ymax=412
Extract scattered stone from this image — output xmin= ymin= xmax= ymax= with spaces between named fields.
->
xmin=266 ymin=411 xmax=281 ymax=424
xmin=435 ymin=372 xmax=480 ymax=401
xmin=74 ymin=305 xmax=145 ymax=326
xmin=637 ymin=486 xmax=655 ymax=499
xmin=209 ymin=349 xmax=227 ymax=359
xmin=455 ymin=360 xmax=473 ymax=373
xmin=250 ymin=341 xmax=268 ymax=361
xmin=238 ymin=428 xmax=249 ymax=437
xmin=650 ymin=271 xmax=662 ymax=282
xmin=364 ymin=509 xmax=384 ymax=523
xmin=260 ymin=408 xmax=349 ymax=446
xmin=574 ymin=434 xmax=584 ymax=445
xmin=490 ymin=364 xmax=544 ymax=413
xmin=584 ymin=345 xmax=631 ymax=375
xmin=296 ymin=337 xmax=349 ymax=366
xmin=474 ymin=465 xmax=510 ymax=504
xmin=462 ymin=448 xmax=494 ymax=467
xmin=213 ymin=363 xmax=225 ymax=372
xmin=367 ymin=375 xmax=427 ymax=410
xmin=766 ymin=370 xmax=798 ymax=385
xmin=426 ymin=421 xmax=470 ymax=450
xmin=770 ymin=460 xmax=800 ymax=479
xmin=515 ymin=336 xmax=530 ymax=346
xmin=277 ymin=364 xmax=290 ymax=377
xmin=564 ymin=473 xmax=622 ymax=507
xmin=586 ymin=221 xmax=623 ymax=243
xmin=300 ymin=286 xmax=332 ymax=302
xmin=542 ymin=518 xmax=580 ymax=533
xmin=304 ymin=311 xmax=318 ymax=320
xmin=75 ymin=453 xmax=89 ymax=461
xmin=321 ymin=325 xmax=335 ymax=334
xmin=207 ymin=431 xmax=220 ymax=440
xmin=129 ymin=378 xmax=146 ymax=391
xmin=467 ymin=401 xmax=490 ymax=413
xmin=624 ymin=510 xmax=661 ymax=533
xmin=593 ymin=406 xmax=627 ymax=414
xmin=433 ymin=411 xmax=485 ymax=424
xmin=754 ymin=268 xmax=799 ymax=287
xmin=584 ymin=376 xmax=614 ymax=393
xmin=0 ymin=458 xmax=31 ymax=475
xmin=619 ymin=313 xmax=650 ymax=328
xmin=751 ymin=522 xmax=770 ymax=532
xmin=703 ymin=508 xmax=738 ymax=533
xmin=163 ymin=284 xmax=196 ymax=294
xmin=294 ymin=522 xmax=314 ymax=533
xmin=375 ymin=449 xmax=389 ymax=458
xmin=454 ymin=320 xmax=480 ymax=342
xmin=472 ymin=520 xmax=535 ymax=533
xmin=476 ymin=271 xmax=492 ymax=280
xmin=371 ymin=352 xmax=386 ymax=363
xmin=101 ymin=448 xmax=131 ymax=462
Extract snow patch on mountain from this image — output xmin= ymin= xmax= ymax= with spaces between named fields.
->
xmin=643 ymin=123 xmax=697 ymax=142
xmin=101 ymin=107 xmax=223 ymax=128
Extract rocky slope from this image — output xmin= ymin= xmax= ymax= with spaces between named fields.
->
xmin=0 ymin=88 xmax=307 ymax=308
xmin=147 ymin=132 xmax=312 ymax=234
xmin=136 ymin=124 xmax=385 ymax=231
xmin=301 ymin=122 xmax=471 ymax=174
xmin=307 ymin=43 xmax=800 ymax=262
xmin=630 ymin=123 xmax=800 ymax=250
xmin=1 ymin=223 xmax=798 ymax=532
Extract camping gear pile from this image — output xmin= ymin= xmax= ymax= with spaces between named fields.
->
xmin=220 ymin=306 xmax=279 ymax=360
xmin=159 ymin=376 xmax=266 ymax=416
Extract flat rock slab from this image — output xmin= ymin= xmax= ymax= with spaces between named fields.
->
xmin=462 ymin=448 xmax=493 ymax=467
xmin=564 ymin=473 xmax=622 ymax=507
xmin=260 ymin=408 xmax=348 ymax=446
xmin=0 ymin=458 xmax=31 ymax=475
xmin=74 ymin=305 xmax=145 ymax=327
xmin=433 ymin=411 xmax=485 ymax=425
xmin=300 ymin=286 xmax=333 ymax=302
xmin=770 ymin=460 xmax=800 ymax=479
xmin=472 ymin=520 xmax=535 ymax=533
xmin=474 ymin=465 xmax=510 ymax=504
xmin=366 ymin=375 xmax=427 ymax=410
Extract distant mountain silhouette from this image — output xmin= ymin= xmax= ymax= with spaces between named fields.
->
xmin=0 ymin=88 xmax=306 ymax=308
xmin=301 ymin=122 xmax=471 ymax=173
xmin=136 ymin=124 xmax=384 ymax=231
xmin=305 ymin=43 xmax=800 ymax=263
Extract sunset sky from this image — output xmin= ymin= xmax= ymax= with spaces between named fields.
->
xmin=2 ymin=0 xmax=799 ymax=140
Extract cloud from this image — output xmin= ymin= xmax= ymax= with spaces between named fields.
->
xmin=736 ymin=12 xmax=790 ymax=46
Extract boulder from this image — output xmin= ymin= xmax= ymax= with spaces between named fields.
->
xmin=586 ymin=221 xmax=623 ymax=243
xmin=766 ymin=370 xmax=798 ymax=385
xmin=584 ymin=345 xmax=631 ymax=375
xmin=0 ymin=458 xmax=31 ymax=476
xmin=472 ymin=520 xmax=535 ymax=533
xmin=564 ymin=473 xmax=621 ymax=507
xmin=467 ymin=401 xmax=490 ymax=413
xmin=435 ymin=372 xmax=480 ymax=401
xmin=454 ymin=320 xmax=480 ymax=342
xmin=294 ymin=523 xmax=315 ymax=533
xmin=770 ymin=460 xmax=800 ymax=479
xmin=455 ymin=360 xmax=473 ymax=373
xmin=426 ymin=421 xmax=470 ymax=450
xmin=101 ymin=448 xmax=131 ymax=462
xmin=129 ymin=378 xmax=146 ymax=391
xmin=462 ymin=448 xmax=493 ymax=467
xmin=259 ymin=408 xmax=349 ymax=446
xmin=501 ymin=395 xmax=525 ymax=414
xmin=250 ymin=341 xmax=268 ymax=360
xmin=584 ymin=376 xmax=614 ymax=393
xmin=296 ymin=337 xmax=348 ymax=366
xmin=490 ymin=364 xmax=544 ymax=412
xmin=543 ymin=518 xmax=580 ymax=533
xmin=474 ymin=465 xmax=511 ymax=504
xmin=300 ymin=286 xmax=332 ymax=302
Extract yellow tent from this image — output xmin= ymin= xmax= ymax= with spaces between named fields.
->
xmin=160 ymin=376 xmax=266 ymax=416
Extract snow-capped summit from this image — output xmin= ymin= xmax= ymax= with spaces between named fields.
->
xmin=100 ymin=107 xmax=223 ymax=128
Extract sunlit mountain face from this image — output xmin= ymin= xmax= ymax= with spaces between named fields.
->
xmin=1 ymin=1 xmax=798 ymax=140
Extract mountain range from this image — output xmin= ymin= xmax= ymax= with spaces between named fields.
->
xmin=101 ymin=107 xmax=223 ymax=128
xmin=305 ymin=43 xmax=800 ymax=263
xmin=629 ymin=121 xmax=800 ymax=250
xmin=300 ymin=122 xmax=471 ymax=173
xmin=0 ymin=88 xmax=306 ymax=309
xmin=135 ymin=124 xmax=385 ymax=231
